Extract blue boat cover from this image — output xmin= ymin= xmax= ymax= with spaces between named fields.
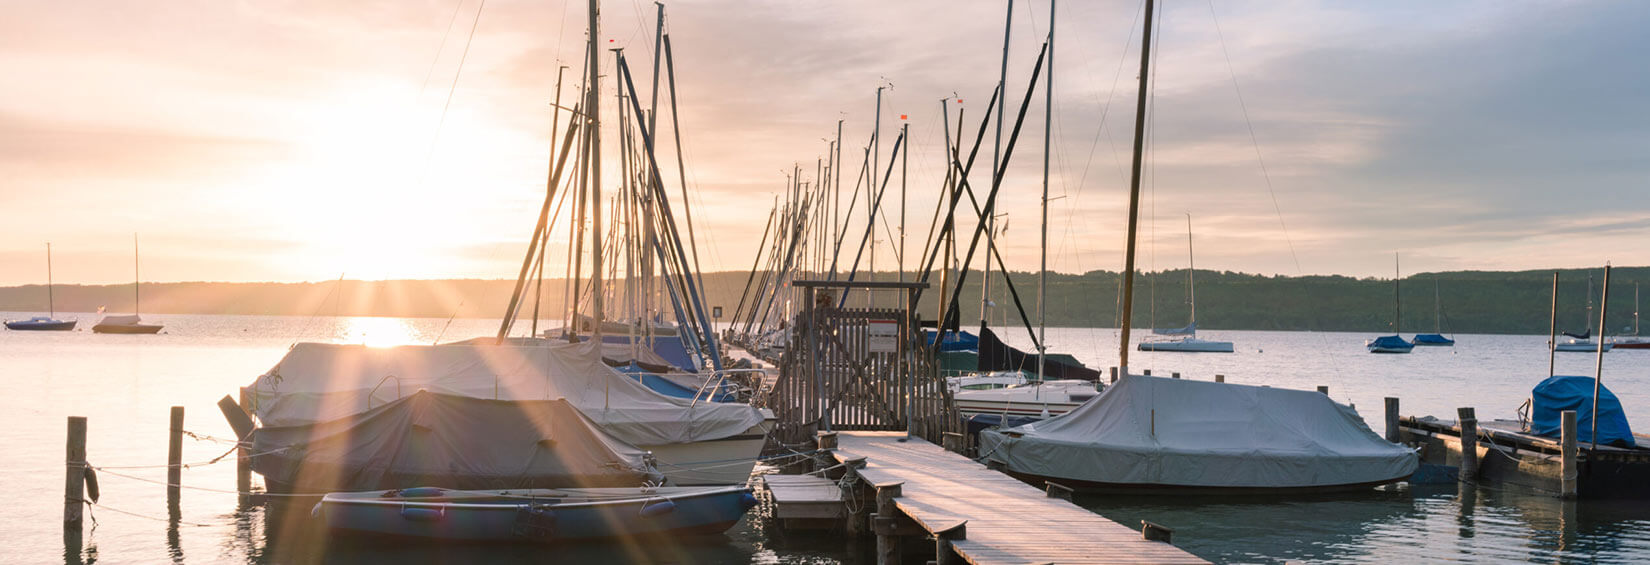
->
xmin=924 ymin=329 xmax=980 ymax=352
xmin=1368 ymin=335 xmax=1410 ymax=349
xmin=595 ymin=334 xmax=699 ymax=372
xmin=1151 ymin=321 xmax=1196 ymax=336
xmin=1532 ymin=376 xmax=1636 ymax=447
xmin=613 ymin=363 xmax=737 ymax=403
xmin=977 ymin=326 xmax=1101 ymax=381
xmin=1412 ymin=333 xmax=1454 ymax=344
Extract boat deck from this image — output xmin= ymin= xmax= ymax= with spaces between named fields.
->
xmin=833 ymin=431 xmax=1206 ymax=564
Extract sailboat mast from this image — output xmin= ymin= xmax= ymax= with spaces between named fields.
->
xmin=1039 ymin=0 xmax=1053 ymax=380
xmin=986 ymin=0 xmax=1012 ymax=327
xmin=1185 ymin=214 xmax=1195 ymax=328
xmin=1117 ymin=0 xmax=1155 ymax=376
xmin=1547 ymin=272 xmax=1558 ymax=378
xmin=1585 ymin=274 xmax=1594 ymax=335
xmin=133 ymin=234 xmax=141 ymax=316
xmin=1393 ymin=253 xmax=1400 ymax=335
xmin=45 ymin=241 xmax=54 ymax=317
xmin=1434 ymin=279 xmax=1442 ymax=333
xmin=587 ymin=0 xmax=604 ymax=338
xmin=1636 ymin=283 xmax=1641 ymax=337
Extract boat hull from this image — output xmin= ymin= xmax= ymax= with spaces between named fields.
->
xmin=93 ymin=323 xmax=163 ymax=334
xmin=320 ymin=485 xmax=757 ymax=542
xmin=640 ymin=419 xmax=773 ymax=486
xmin=5 ymin=319 xmax=76 ymax=331
xmin=993 ymin=467 xmax=1407 ymax=495
xmin=1554 ymin=343 xmax=1611 ymax=352
xmin=1137 ymin=340 xmax=1234 ymax=353
xmin=1613 ymin=340 xmax=1650 ymax=350
xmin=1367 ymin=345 xmax=1414 ymax=354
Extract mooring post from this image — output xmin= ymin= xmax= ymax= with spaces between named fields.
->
xmin=167 ymin=406 xmax=184 ymax=507
xmin=1142 ymin=520 xmax=1174 ymax=543
xmin=873 ymin=482 xmax=904 ymax=565
xmin=815 ymin=431 xmax=839 ymax=474
xmin=1317 ymin=385 xmax=1329 ymax=395
xmin=235 ymin=389 xmax=252 ymax=500
xmin=1109 ymin=366 xmax=1118 ymax=383
xmin=1458 ymin=407 xmax=1478 ymax=482
xmin=1142 ymin=369 xmax=1151 ymax=376
xmin=64 ymin=416 xmax=87 ymax=529
xmin=1561 ymin=409 xmax=1578 ymax=498
xmin=1171 ymin=372 xmax=1180 ymax=379
xmin=935 ymin=522 xmax=967 ymax=565
xmin=1385 ymin=397 xmax=1401 ymax=443
xmin=1215 ymin=374 xmax=1225 ymax=383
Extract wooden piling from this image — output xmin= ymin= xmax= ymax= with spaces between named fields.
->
xmin=1458 ymin=407 xmax=1478 ymax=482
xmin=1142 ymin=520 xmax=1174 ymax=543
xmin=1561 ymin=410 xmax=1578 ymax=498
xmin=1214 ymin=374 xmax=1224 ymax=383
xmin=235 ymin=389 xmax=252 ymax=499
xmin=1385 ymin=397 xmax=1400 ymax=443
xmin=1143 ymin=369 xmax=1151 ymax=376
xmin=1110 ymin=367 xmax=1118 ymax=383
xmin=64 ymin=416 xmax=87 ymax=528
xmin=1171 ymin=372 xmax=1180 ymax=379
xmin=935 ymin=521 xmax=967 ymax=565
xmin=1317 ymin=385 xmax=1329 ymax=395
xmin=167 ymin=406 xmax=183 ymax=506
xmin=874 ymin=482 xmax=904 ymax=565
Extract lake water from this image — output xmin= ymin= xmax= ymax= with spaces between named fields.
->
xmin=2 ymin=312 xmax=1646 ymax=564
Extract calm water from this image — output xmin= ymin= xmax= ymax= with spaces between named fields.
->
xmin=1 ymin=312 xmax=1646 ymax=564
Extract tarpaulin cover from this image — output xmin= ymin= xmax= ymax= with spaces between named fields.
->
xmin=978 ymin=375 xmax=1418 ymax=488
xmin=1368 ymin=335 xmax=1411 ymax=349
xmin=924 ymin=329 xmax=980 ymax=352
xmin=251 ymin=391 xmax=658 ymax=492
xmin=1532 ymin=376 xmax=1636 ymax=447
xmin=593 ymin=334 xmax=699 ymax=372
xmin=1151 ymin=321 xmax=1197 ymax=336
xmin=248 ymin=341 xmax=765 ymax=447
xmin=1411 ymin=333 xmax=1454 ymax=345
xmin=977 ymin=326 xmax=1101 ymax=381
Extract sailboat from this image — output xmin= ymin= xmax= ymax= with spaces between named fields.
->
xmin=1409 ymin=279 xmax=1454 ymax=346
xmin=979 ymin=0 xmax=1417 ymax=493
xmin=1138 ymin=214 xmax=1232 ymax=352
xmin=1366 ymin=254 xmax=1413 ymax=353
xmin=5 ymin=243 xmax=77 ymax=331
xmin=1610 ymin=284 xmax=1648 ymax=350
xmin=1555 ymin=274 xmax=1611 ymax=352
xmin=92 ymin=235 xmax=163 ymax=334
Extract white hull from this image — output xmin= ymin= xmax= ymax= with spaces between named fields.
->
xmin=1138 ymin=338 xmax=1234 ymax=353
xmin=643 ymin=418 xmax=773 ymax=485
xmin=954 ymin=380 xmax=1100 ymax=420
xmin=1554 ymin=341 xmax=1612 ymax=352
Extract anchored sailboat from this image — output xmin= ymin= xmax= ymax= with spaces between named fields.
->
xmin=1610 ymin=283 xmax=1647 ymax=349
xmin=1138 ymin=214 xmax=1233 ymax=353
xmin=5 ymin=243 xmax=76 ymax=331
xmin=92 ymin=235 xmax=163 ymax=334
xmin=1366 ymin=254 xmax=1413 ymax=353
xmin=1410 ymin=278 xmax=1454 ymax=346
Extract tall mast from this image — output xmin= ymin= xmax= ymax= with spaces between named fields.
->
xmin=1434 ymin=278 xmax=1442 ymax=333
xmin=532 ymin=66 xmax=569 ymax=337
xmin=1547 ymin=272 xmax=1558 ymax=378
xmin=46 ymin=241 xmax=54 ymax=317
xmin=1393 ymin=253 xmax=1401 ymax=335
xmin=587 ymin=0 xmax=604 ymax=338
xmin=1585 ymin=274 xmax=1594 ymax=334
xmin=987 ymin=0 xmax=1013 ymax=327
xmin=1117 ymin=0 xmax=1155 ymax=376
xmin=872 ymin=86 xmax=883 ymax=303
xmin=1039 ymin=0 xmax=1054 ymax=380
xmin=899 ymin=120 xmax=908 ymax=290
xmin=1636 ymin=283 xmax=1641 ymax=337
xmin=1185 ymin=214 xmax=1195 ymax=328
xmin=834 ymin=119 xmax=843 ymax=280
xmin=133 ymin=233 xmax=141 ymax=316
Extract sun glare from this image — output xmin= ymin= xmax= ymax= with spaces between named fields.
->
xmin=337 ymin=316 xmax=423 ymax=348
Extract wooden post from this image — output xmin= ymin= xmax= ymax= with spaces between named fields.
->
xmin=1385 ymin=397 xmax=1401 ymax=443
xmin=1109 ymin=366 xmax=1118 ymax=383
xmin=1561 ymin=409 xmax=1578 ymax=498
xmin=874 ymin=483 xmax=903 ymax=565
xmin=1142 ymin=369 xmax=1151 ymax=376
xmin=1142 ymin=520 xmax=1174 ymax=543
xmin=167 ymin=406 xmax=184 ymax=506
xmin=1458 ymin=407 xmax=1478 ymax=482
xmin=1215 ymin=374 xmax=1224 ymax=383
xmin=1171 ymin=372 xmax=1180 ymax=379
xmin=935 ymin=522 xmax=967 ymax=565
xmin=64 ymin=416 xmax=87 ymax=528
xmin=235 ymin=389 xmax=252 ymax=500
xmin=815 ymin=431 xmax=839 ymax=474
xmin=844 ymin=462 xmax=869 ymax=536
xmin=1044 ymin=481 xmax=1074 ymax=501
xmin=1317 ymin=385 xmax=1329 ymax=395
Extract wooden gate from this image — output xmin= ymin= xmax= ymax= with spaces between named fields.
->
xmin=769 ymin=280 xmax=960 ymax=446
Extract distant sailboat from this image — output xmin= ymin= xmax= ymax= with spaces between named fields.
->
xmin=1610 ymin=283 xmax=1648 ymax=350
xmin=92 ymin=235 xmax=163 ymax=334
xmin=1367 ymin=254 xmax=1414 ymax=353
xmin=1554 ymin=274 xmax=1610 ymax=352
xmin=1138 ymin=214 xmax=1233 ymax=353
xmin=4 ymin=243 xmax=76 ymax=331
xmin=1410 ymin=279 xmax=1454 ymax=346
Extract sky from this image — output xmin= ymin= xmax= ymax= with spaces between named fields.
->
xmin=0 ymin=0 xmax=1646 ymax=286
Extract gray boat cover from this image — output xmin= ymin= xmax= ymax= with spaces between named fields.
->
xmin=252 ymin=391 xmax=659 ymax=492
xmin=979 ymin=375 xmax=1418 ymax=488
xmin=247 ymin=341 xmax=765 ymax=447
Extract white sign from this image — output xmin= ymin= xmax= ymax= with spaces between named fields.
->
xmin=868 ymin=319 xmax=898 ymax=353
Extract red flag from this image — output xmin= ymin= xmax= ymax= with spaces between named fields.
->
xmin=899 ymin=114 xmax=907 ymax=120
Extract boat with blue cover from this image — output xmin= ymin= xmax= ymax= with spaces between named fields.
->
xmin=1367 ymin=254 xmax=1413 ymax=353
xmin=5 ymin=243 xmax=76 ymax=331
xmin=1410 ymin=279 xmax=1455 ymax=346
xmin=317 ymin=485 xmax=757 ymax=542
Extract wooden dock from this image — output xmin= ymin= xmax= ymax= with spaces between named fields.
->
xmin=765 ymin=431 xmax=1207 ymax=564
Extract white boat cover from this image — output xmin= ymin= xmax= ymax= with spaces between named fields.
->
xmin=98 ymin=314 xmax=142 ymax=325
xmin=979 ymin=375 xmax=1417 ymax=488
xmin=247 ymin=340 xmax=765 ymax=447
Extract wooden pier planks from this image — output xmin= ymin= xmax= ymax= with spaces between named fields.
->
xmin=833 ymin=431 xmax=1207 ymax=564
xmin=761 ymin=474 xmax=844 ymax=520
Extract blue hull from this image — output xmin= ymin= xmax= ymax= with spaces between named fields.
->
xmin=320 ymin=486 xmax=757 ymax=542
xmin=5 ymin=319 xmax=76 ymax=331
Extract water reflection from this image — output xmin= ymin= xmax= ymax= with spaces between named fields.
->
xmin=334 ymin=317 xmax=423 ymax=348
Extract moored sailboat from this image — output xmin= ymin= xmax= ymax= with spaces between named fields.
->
xmin=4 ymin=243 xmax=76 ymax=331
xmin=1410 ymin=279 xmax=1454 ymax=346
xmin=92 ymin=235 xmax=162 ymax=334
xmin=1138 ymin=215 xmax=1233 ymax=353
xmin=1366 ymin=254 xmax=1413 ymax=353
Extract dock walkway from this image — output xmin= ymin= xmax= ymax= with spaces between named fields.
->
xmin=831 ymin=431 xmax=1206 ymax=564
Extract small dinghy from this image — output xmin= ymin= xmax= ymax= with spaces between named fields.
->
xmin=317 ymin=485 xmax=758 ymax=542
